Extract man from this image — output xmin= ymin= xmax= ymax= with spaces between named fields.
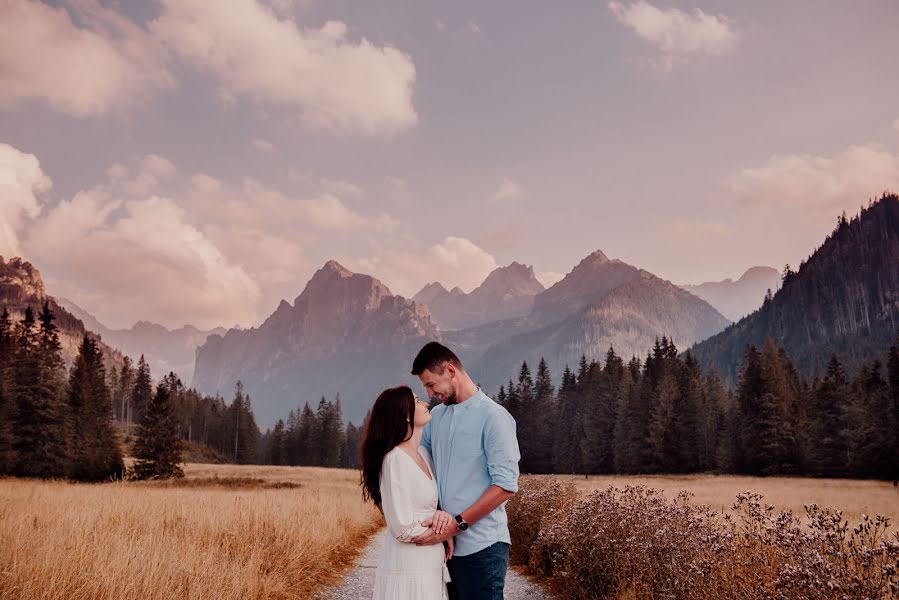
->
xmin=410 ymin=341 xmax=521 ymax=600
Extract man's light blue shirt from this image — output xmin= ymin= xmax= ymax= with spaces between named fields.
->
xmin=421 ymin=388 xmax=520 ymax=557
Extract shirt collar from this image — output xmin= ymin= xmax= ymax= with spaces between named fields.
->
xmin=452 ymin=387 xmax=483 ymax=412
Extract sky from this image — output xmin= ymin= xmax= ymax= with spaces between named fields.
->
xmin=1 ymin=0 xmax=898 ymax=330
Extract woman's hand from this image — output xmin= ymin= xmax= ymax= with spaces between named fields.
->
xmin=443 ymin=536 xmax=454 ymax=562
xmin=430 ymin=509 xmax=454 ymax=535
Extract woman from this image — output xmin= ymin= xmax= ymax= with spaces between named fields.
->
xmin=360 ymin=385 xmax=454 ymax=600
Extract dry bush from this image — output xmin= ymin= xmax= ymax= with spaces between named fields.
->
xmin=510 ymin=478 xmax=899 ymax=600
xmin=0 ymin=463 xmax=381 ymax=599
xmin=506 ymin=476 xmax=578 ymax=566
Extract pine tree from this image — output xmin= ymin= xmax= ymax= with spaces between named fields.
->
xmin=67 ymin=335 xmax=124 ymax=481
xmin=113 ymin=357 xmax=134 ymax=424
xmin=704 ymin=370 xmax=734 ymax=472
xmin=297 ymin=401 xmax=319 ymax=465
xmin=228 ymin=381 xmax=261 ymax=464
xmin=130 ymin=355 xmax=152 ymax=429
xmin=317 ymin=395 xmax=344 ymax=468
xmin=343 ymin=421 xmax=361 ymax=469
xmin=553 ymin=366 xmax=582 ymax=473
xmin=672 ymin=351 xmax=702 ymax=472
xmin=515 ymin=362 xmax=536 ymax=473
xmin=131 ymin=378 xmax=184 ymax=479
xmin=13 ymin=305 xmax=70 ymax=478
xmin=530 ymin=358 xmax=556 ymax=474
xmin=846 ymin=360 xmax=892 ymax=478
xmin=646 ymin=369 xmax=678 ymax=472
xmin=809 ymin=354 xmax=850 ymax=477
xmin=887 ymin=334 xmax=899 ymax=480
xmin=613 ymin=357 xmax=646 ymax=473
xmin=0 ymin=308 xmax=16 ymax=474
xmin=496 ymin=384 xmax=507 ymax=408
xmin=267 ymin=419 xmax=287 ymax=465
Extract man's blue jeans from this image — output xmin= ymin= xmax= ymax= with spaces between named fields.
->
xmin=446 ymin=542 xmax=510 ymax=600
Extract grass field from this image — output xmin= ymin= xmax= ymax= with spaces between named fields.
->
xmin=0 ymin=463 xmax=382 ymax=600
xmin=4 ymin=465 xmax=897 ymax=599
xmin=548 ymin=473 xmax=899 ymax=524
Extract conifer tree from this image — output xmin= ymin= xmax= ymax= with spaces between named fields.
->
xmin=530 ymin=358 xmax=556 ymax=474
xmin=67 ymin=335 xmax=124 ymax=481
xmin=131 ymin=376 xmax=184 ymax=479
xmin=810 ymin=354 xmax=850 ymax=476
xmin=130 ymin=354 xmax=152 ymax=428
xmin=298 ymin=401 xmax=319 ymax=465
xmin=343 ymin=421 xmax=361 ymax=469
xmin=0 ymin=308 xmax=16 ymax=474
xmin=13 ymin=305 xmax=69 ymax=478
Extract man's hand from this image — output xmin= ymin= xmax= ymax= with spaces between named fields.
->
xmin=444 ymin=536 xmax=454 ymax=561
xmin=411 ymin=517 xmax=459 ymax=545
xmin=429 ymin=510 xmax=455 ymax=535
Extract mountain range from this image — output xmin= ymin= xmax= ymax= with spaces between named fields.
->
xmin=192 ymin=251 xmax=732 ymax=425
xmin=56 ymin=299 xmax=225 ymax=384
xmin=412 ymin=262 xmax=545 ymax=330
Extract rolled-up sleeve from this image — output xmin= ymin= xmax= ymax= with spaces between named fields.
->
xmin=484 ymin=410 xmax=520 ymax=493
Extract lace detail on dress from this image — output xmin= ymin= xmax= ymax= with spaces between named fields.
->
xmin=394 ymin=518 xmax=425 ymax=542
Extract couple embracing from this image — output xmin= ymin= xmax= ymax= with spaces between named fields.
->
xmin=360 ymin=341 xmax=521 ymax=600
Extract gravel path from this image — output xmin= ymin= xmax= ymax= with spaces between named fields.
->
xmin=316 ymin=530 xmax=552 ymax=600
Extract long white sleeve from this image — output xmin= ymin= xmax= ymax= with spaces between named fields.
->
xmin=380 ymin=451 xmax=430 ymax=542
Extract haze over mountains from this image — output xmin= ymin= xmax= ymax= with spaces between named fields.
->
xmin=190 ymin=250 xmax=737 ymax=425
xmin=13 ymin=189 xmax=893 ymax=431
xmin=57 ymin=299 xmax=225 ymax=384
xmin=680 ymin=266 xmax=782 ymax=322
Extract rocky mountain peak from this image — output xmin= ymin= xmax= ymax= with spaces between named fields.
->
xmin=0 ymin=256 xmax=47 ymax=304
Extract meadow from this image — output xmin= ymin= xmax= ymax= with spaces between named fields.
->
xmin=0 ymin=463 xmax=382 ymax=600
xmin=4 ymin=465 xmax=898 ymax=599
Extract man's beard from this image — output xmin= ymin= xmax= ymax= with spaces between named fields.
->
xmin=443 ymin=389 xmax=457 ymax=405
xmin=434 ymin=389 xmax=457 ymax=405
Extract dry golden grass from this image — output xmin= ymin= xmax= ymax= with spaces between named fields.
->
xmin=0 ymin=463 xmax=382 ymax=600
xmin=548 ymin=473 xmax=899 ymax=524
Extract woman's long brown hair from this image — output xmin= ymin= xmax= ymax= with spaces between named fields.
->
xmin=359 ymin=385 xmax=416 ymax=510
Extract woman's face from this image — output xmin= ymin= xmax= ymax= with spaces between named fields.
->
xmin=411 ymin=392 xmax=432 ymax=429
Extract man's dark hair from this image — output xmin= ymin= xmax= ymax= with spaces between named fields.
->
xmin=411 ymin=341 xmax=463 ymax=375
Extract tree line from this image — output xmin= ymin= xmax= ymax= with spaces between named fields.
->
xmin=0 ymin=302 xmax=266 ymax=480
xmin=260 ymin=395 xmax=362 ymax=469
xmin=500 ymin=334 xmax=899 ymax=479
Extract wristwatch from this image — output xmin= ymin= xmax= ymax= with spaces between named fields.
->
xmin=454 ymin=514 xmax=469 ymax=531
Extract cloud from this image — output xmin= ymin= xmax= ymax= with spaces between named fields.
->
xmin=493 ymin=178 xmax=523 ymax=202
xmin=151 ymin=0 xmax=418 ymax=136
xmin=0 ymin=0 xmax=172 ymax=117
xmin=320 ymin=178 xmax=363 ymax=198
xmin=252 ymin=138 xmax=275 ymax=152
xmin=729 ymin=144 xmax=899 ymax=217
xmin=104 ymin=153 xmax=177 ymax=197
xmin=26 ymin=192 xmax=261 ymax=330
xmin=468 ymin=22 xmax=481 ymax=34
xmin=894 ymin=118 xmax=899 ymax=132
xmin=608 ymin=1 xmax=736 ymax=70
xmin=386 ymin=175 xmax=406 ymax=192
xmin=435 ymin=19 xmax=446 ymax=31
xmin=0 ymin=143 xmax=51 ymax=257
xmin=188 ymin=178 xmax=394 ymax=234
xmin=350 ymin=236 xmax=498 ymax=297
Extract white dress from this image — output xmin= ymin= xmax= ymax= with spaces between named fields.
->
xmin=373 ymin=446 xmax=450 ymax=600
